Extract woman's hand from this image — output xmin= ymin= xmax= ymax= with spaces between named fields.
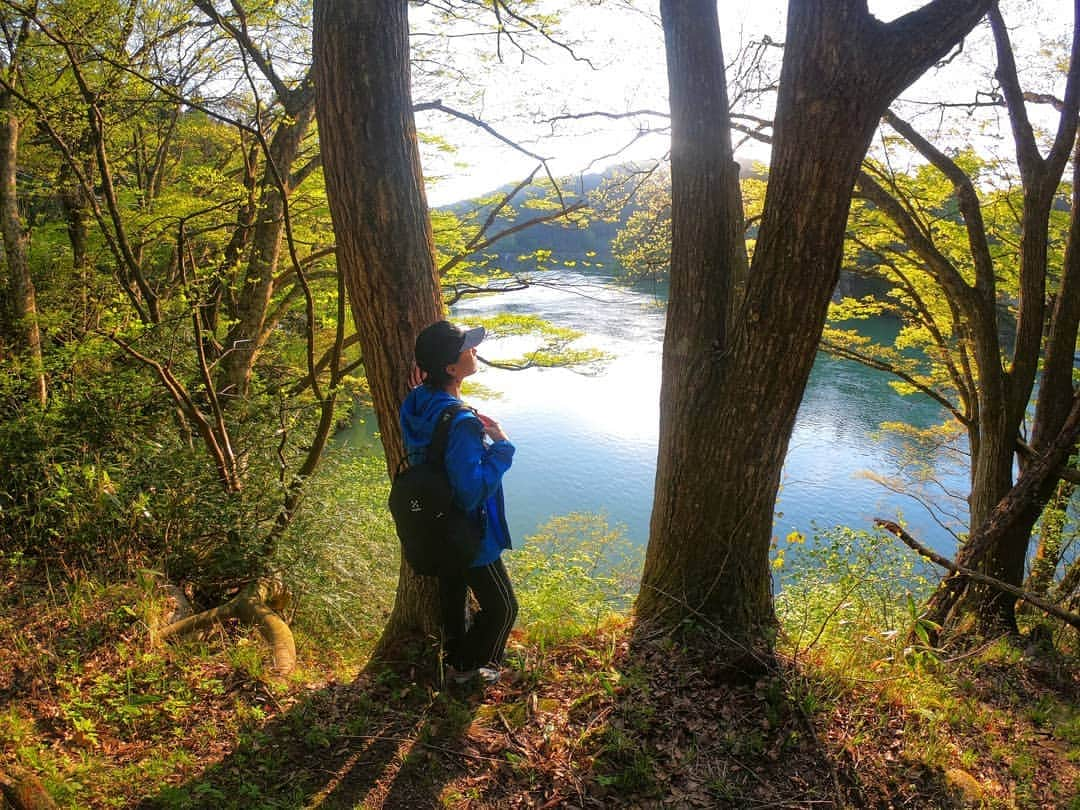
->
xmin=476 ymin=413 xmax=508 ymax=442
xmin=409 ymin=363 xmax=425 ymax=388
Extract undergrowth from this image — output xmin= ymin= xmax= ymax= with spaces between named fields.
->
xmin=1 ymin=522 xmax=1077 ymax=808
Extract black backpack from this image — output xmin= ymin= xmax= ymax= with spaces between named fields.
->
xmin=388 ymin=404 xmax=484 ymax=576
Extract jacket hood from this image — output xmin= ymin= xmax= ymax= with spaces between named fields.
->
xmin=400 ymin=385 xmax=461 ymax=450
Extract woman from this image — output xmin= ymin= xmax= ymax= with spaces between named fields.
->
xmin=400 ymin=320 xmax=518 ymax=685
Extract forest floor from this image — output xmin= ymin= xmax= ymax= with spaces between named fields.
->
xmin=1 ymin=559 xmax=1078 ymax=809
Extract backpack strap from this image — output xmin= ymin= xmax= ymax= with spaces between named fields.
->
xmin=426 ymin=403 xmax=472 ymax=469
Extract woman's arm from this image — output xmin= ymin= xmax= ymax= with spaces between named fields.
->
xmin=444 ymin=416 xmax=514 ymax=511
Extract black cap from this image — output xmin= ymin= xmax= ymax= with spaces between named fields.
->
xmin=414 ymin=320 xmax=485 ymax=375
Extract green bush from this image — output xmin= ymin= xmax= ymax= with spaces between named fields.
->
xmin=774 ymin=526 xmax=936 ymax=662
xmin=507 ymin=512 xmax=643 ymax=645
xmin=0 ymin=333 xmax=315 ymax=596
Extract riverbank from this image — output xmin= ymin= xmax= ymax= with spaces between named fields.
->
xmin=3 ymin=553 xmax=1076 ymax=808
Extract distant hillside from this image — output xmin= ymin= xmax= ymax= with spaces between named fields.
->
xmin=440 ymin=165 xmax=631 ymax=268
xmin=440 ymin=161 xmax=888 ymax=300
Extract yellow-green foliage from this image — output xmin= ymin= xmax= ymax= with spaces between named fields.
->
xmin=508 ymin=513 xmax=643 ymax=645
xmin=608 ymin=163 xmax=767 ymax=281
xmin=774 ymin=526 xmax=936 ymax=664
xmin=457 ymin=312 xmax=609 ymax=372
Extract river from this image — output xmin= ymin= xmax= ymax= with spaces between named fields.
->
xmin=341 ymin=271 xmax=968 ymax=557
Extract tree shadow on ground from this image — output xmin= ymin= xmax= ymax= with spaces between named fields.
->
xmin=403 ymin=621 xmax=854 ymax=808
xmin=548 ymin=627 xmax=848 ymax=808
xmin=137 ymin=618 xmax=1034 ymax=808
xmin=139 ymin=635 xmax=488 ymax=809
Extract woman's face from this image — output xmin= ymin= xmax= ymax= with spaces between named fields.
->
xmin=447 ymin=345 xmax=478 ymax=381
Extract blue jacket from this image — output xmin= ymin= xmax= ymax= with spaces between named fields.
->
xmin=399 ymin=385 xmax=514 ymax=567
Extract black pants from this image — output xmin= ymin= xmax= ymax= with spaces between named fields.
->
xmin=439 ymin=557 xmax=518 ymax=670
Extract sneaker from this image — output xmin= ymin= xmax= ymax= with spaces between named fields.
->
xmin=476 ymin=665 xmax=501 ymax=685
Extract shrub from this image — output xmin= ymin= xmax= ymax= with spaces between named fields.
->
xmin=508 ymin=512 xmax=643 ymax=645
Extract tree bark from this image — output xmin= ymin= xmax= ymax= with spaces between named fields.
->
xmin=0 ymin=105 xmax=46 ymax=407
xmin=637 ymin=0 xmax=991 ymax=644
xmin=313 ymin=0 xmax=445 ymax=650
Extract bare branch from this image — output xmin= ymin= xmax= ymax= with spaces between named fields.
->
xmin=414 ymin=99 xmax=548 ymax=162
xmin=1023 ymin=91 xmax=1065 ymax=112
xmin=493 ymin=0 xmax=596 ymax=69
xmin=580 ymin=128 xmax=668 ymax=172
xmin=543 ymin=108 xmax=670 ymax=125
xmin=444 ymin=279 xmax=532 ymax=307
xmin=414 ymin=99 xmax=570 ymax=208
xmin=193 ymin=0 xmax=292 ymax=103
xmin=988 ymin=5 xmax=1045 ymax=181
xmin=876 ymin=518 xmax=1080 ymax=629
xmin=882 ymin=110 xmax=996 ymax=298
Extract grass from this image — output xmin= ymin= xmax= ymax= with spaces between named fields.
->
xmin=1 ymin=522 xmax=1078 ymax=808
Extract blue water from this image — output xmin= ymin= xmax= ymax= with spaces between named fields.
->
xmin=342 ymin=272 xmax=968 ymax=557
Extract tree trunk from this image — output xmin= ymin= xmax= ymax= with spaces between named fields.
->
xmin=637 ymin=0 xmax=990 ymax=645
xmin=218 ymin=91 xmax=316 ymax=401
xmin=926 ymin=6 xmax=1080 ymax=636
xmin=313 ymin=0 xmax=445 ymax=650
xmin=59 ymin=176 xmax=91 ymax=327
xmin=0 ymin=107 xmax=45 ymax=407
xmin=636 ymin=0 xmax=765 ymax=638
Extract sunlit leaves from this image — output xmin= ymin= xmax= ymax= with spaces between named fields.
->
xmin=459 ymin=312 xmax=609 ymax=373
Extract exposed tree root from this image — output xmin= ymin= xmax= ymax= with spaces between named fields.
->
xmin=159 ymin=578 xmax=296 ymax=673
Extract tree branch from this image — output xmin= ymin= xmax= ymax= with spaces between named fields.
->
xmin=987 ymin=5 xmax=1043 ymax=182
xmin=439 ymin=202 xmax=586 ymax=276
xmin=180 ymin=224 xmax=239 ymax=489
xmin=193 ymin=0 xmax=292 ymax=103
xmin=848 ymin=234 xmax=974 ymax=414
xmin=820 ymin=337 xmax=967 ymax=424
xmin=955 ymin=389 xmax=1080 ymax=572
xmin=287 ymin=334 xmax=362 ymax=397
xmin=882 ymin=110 xmax=996 ymax=299
xmin=414 ymin=99 xmax=548 ymax=162
xmin=289 ymin=153 xmax=322 ymax=189
xmin=492 ymin=0 xmax=595 ymax=68
xmin=443 ymin=279 xmax=532 ymax=307
xmin=876 ymin=518 xmax=1080 ymax=629
xmin=855 ymin=170 xmax=977 ymax=315
xmin=1015 ymin=439 xmax=1080 ymax=485
xmin=105 ymin=331 xmax=240 ymax=493
xmin=543 ymin=108 xmax=670 ymax=125
xmin=875 ymin=0 xmax=992 ymax=101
